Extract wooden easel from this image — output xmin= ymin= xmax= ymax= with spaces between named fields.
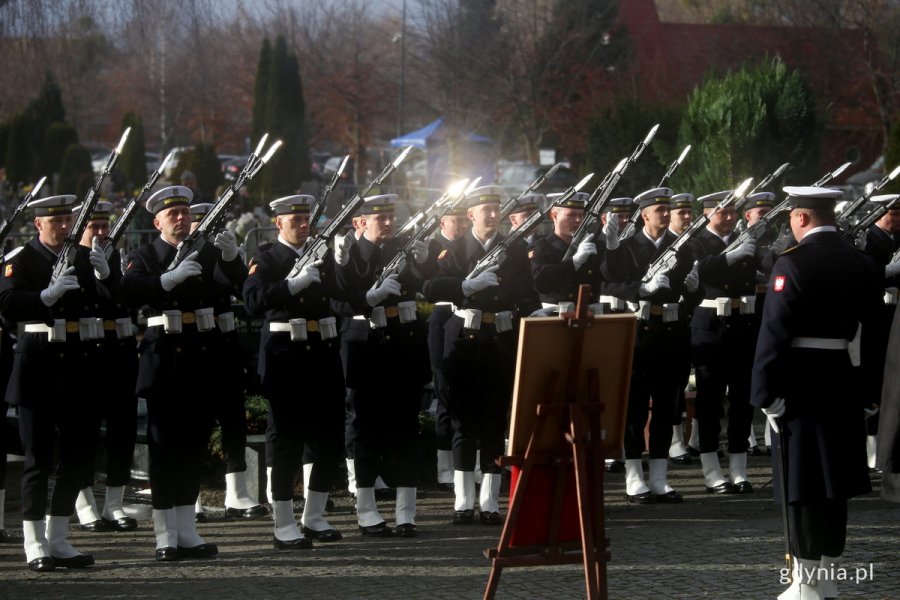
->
xmin=483 ymin=286 xmax=614 ymax=600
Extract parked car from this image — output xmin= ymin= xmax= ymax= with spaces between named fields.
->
xmin=221 ymin=155 xmax=250 ymax=183
xmin=161 ymin=146 xmax=191 ymax=181
xmin=321 ymin=155 xmax=354 ymax=183
xmin=310 ymin=152 xmax=332 ymax=181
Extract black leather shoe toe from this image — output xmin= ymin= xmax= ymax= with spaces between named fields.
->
xmin=706 ymin=482 xmax=735 ymax=494
xmin=102 ymin=516 xmax=138 ymax=532
xmin=359 ymin=522 xmax=393 ymax=537
xmin=394 ymin=523 xmax=418 ymax=537
xmin=479 ymin=511 xmax=503 ymax=525
xmin=748 ymin=446 xmax=766 ymax=457
xmin=177 ymin=543 xmax=218 ymax=559
xmin=732 ymin=480 xmax=754 ymax=494
xmin=225 ymin=505 xmax=268 ymax=519
xmin=669 ymin=453 xmax=693 ymax=465
xmin=274 ymin=536 xmax=313 ymax=550
xmin=80 ymin=520 xmax=108 ymax=533
xmin=453 ymin=509 xmax=475 ymax=525
xmin=27 ymin=556 xmax=55 ymax=572
xmin=52 ymin=553 xmax=95 ymax=568
xmin=194 ymin=512 xmax=207 ymax=523
xmin=687 ymin=446 xmax=701 ymax=457
xmin=155 ymin=547 xmax=179 ymax=561
xmin=625 ymin=491 xmax=655 ymax=504
xmin=302 ymin=527 xmax=342 ymax=542
xmin=653 ymin=491 xmax=684 ymax=504
xmin=605 ymin=461 xmax=625 ymax=473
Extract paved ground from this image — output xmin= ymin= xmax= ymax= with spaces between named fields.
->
xmin=1 ymin=453 xmax=898 ymax=599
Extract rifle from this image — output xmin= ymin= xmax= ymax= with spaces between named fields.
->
xmin=841 ymin=195 xmax=899 ymax=242
xmin=466 ymin=173 xmax=594 ymax=280
xmin=499 ymin=163 xmax=561 ymax=220
xmin=309 ymin=155 xmax=349 ymax=232
xmin=284 ymin=145 xmax=414 ymax=279
xmin=748 ymin=162 xmax=790 ymax=196
xmin=563 ymin=124 xmax=659 ymax=261
xmin=620 ymin=144 xmax=691 ymax=240
xmin=723 ymin=161 xmax=852 ymax=254
xmin=373 ymin=179 xmax=477 ymax=287
xmin=167 ymin=134 xmax=282 ymax=270
xmin=101 ymin=149 xmax=176 ymax=259
xmin=0 ymin=176 xmax=47 ymax=250
xmin=51 ymin=128 xmax=130 ymax=282
xmin=642 ymin=177 xmax=753 ymax=283
xmin=394 ymin=177 xmax=473 ymax=241
xmin=837 ymin=164 xmax=900 ymax=222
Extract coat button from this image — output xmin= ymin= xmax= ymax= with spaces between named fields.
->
xmin=176 ymin=347 xmax=182 ymax=353
xmin=644 ymin=326 xmax=650 ymax=331
xmin=300 ymin=297 xmax=304 ymax=303
xmin=723 ymin=284 xmax=729 ymax=290
xmin=306 ymin=345 xmax=311 ymax=351
xmin=385 ymin=335 xmax=391 ymax=341
xmin=587 ymin=270 xmax=593 ymax=275
xmin=59 ymin=353 xmax=65 ymax=358
xmin=173 ymin=301 xmax=179 ymax=307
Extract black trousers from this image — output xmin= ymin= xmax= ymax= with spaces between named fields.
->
xmin=428 ymin=305 xmax=454 ymax=452
xmin=789 ymin=499 xmax=848 ymax=559
xmin=212 ymin=332 xmax=248 ymax=474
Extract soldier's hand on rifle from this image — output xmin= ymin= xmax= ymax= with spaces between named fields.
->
xmin=854 ymin=229 xmax=867 ymax=252
xmin=885 ymin=262 xmax=900 ymax=279
xmin=602 ymin=217 xmax=620 ymax=250
xmin=639 ymin=273 xmax=669 ymax=297
xmin=462 ymin=266 xmax=499 ymax=298
xmin=160 ymin=251 xmax=202 ymax=292
xmin=214 ymin=230 xmax=239 ymax=262
xmin=366 ymin=273 xmax=402 ymax=307
xmin=90 ymin=237 xmax=110 ymax=281
xmin=683 ymin=261 xmax=700 ymax=293
xmin=572 ymin=236 xmax=597 ymax=270
xmin=40 ymin=266 xmax=80 ymax=306
xmin=410 ymin=239 xmax=430 ymax=264
xmin=725 ymin=239 xmax=756 ymax=266
xmin=334 ymin=233 xmax=352 ymax=267
xmin=762 ymin=397 xmax=785 ymax=434
xmin=288 ymin=263 xmax=321 ymax=295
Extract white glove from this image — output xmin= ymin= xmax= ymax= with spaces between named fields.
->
xmin=886 ymin=262 xmax=900 ymax=279
xmin=214 ymin=230 xmax=239 ymax=262
xmin=40 ymin=266 xmax=80 ymax=306
xmin=90 ymin=237 xmax=110 ymax=280
xmin=410 ymin=239 xmax=429 ymax=264
xmin=854 ymin=229 xmax=867 ymax=252
xmin=762 ymin=397 xmax=786 ymax=434
xmin=683 ymin=260 xmax=700 ymax=293
xmin=287 ymin=264 xmax=320 ymax=295
xmin=365 ymin=273 xmax=402 ymax=307
xmin=571 ymin=236 xmax=597 ymax=270
xmin=334 ymin=233 xmax=351 ymax=267
xmin=160 ymin=251 xmax=202 ymax=292
xmin=602 ymin=217 xmax=620 ymax=250
xmin=639 ymin=273 xmax=670 ymax=297
xmin=461 ymin=267 xmax=499 ymax=298
xmin=725 ymin=239 xmax=756 ymax=266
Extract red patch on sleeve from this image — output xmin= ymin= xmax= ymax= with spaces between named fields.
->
xmin=4 ymin=264 xmax=12 ymax=277
xmin=528 ymin=249 xmax=536 ymax=259
xmin=437 ymin=249 xmax=448 ymax=260
xmin=126 ymin=261 xmax=134 ymax=271
xmin=248 ymin=264 xmax=258 ymax=275
xmin=773 ymin=275 xmax=786 ymax=292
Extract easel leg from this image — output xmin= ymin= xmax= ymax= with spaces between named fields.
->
xmin=483 ymin=561 xmax=503 ymax=600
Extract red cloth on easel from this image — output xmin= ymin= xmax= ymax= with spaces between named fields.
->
xmin=508 ymin=464 xmax=595 ymax=547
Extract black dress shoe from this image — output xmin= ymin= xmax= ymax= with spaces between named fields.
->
xmin=194 ymin=512 xmax=207 ymax=523
xmin=53 ymin=553 xmax=95 ymax=568
xmin=225 ymin=505 xmax=268 ymax=519
xmin=0 ymin=529 xmax=6 ymax=543
xmin=273 ymin=536 xmax=313 ymax=550
xmin=155 ymin=547 xmax=179 ymax=561
xmin=453 ymin=509 xmax=475 ymax=525
xmin=437 ymin=482 xmax=455 ymax=492
xmin=302 ymin=526 xmax=343 ymax=542
xmin=479 ymin=511 xmax=503 ymax=525
xmin=669 ymin=453 xmax=693 ymax=465
xmin=394 ymin=523 xmax=418 ymax=538
xmin=731 ymin=480 xmax=754 ymax=494
xmin=653 ymin=491 xmax=684 ymax=504
xmin=177 ymin=543 xmax=218 ymax=559
xmin=706 ymin=482 xmax=734 ymax=494
xmin=80 ymin=520 xmax=109 ymax=532
xmin=358 ymin=522 xmax=393 ymax=537
xmin=748 ymin=446 xmax=766 ymax=457
xmin=687 ymin=446 xmax=701 ymax=457
xmin=605 ymin=461 xmax=625 ymax=473
xmin=102 ymin=516 xmax=138 ymax=532
xmin=28 ymin=556 xmax=55 ymax=572
xmin=625 ymin=491 xmax=655 ymax=504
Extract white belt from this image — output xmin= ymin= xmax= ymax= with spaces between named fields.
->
xmin=698 ymin=296 xmax=755 ymax=317
xmin=454 ymin=308 xmax=514 ymax=333
xmin=217 ymin=311 xmax=236 ymax=333
xmin=23 ymin=317 xmax=108 ymax=342
xmin=358 ymin=301 xmax=418 ymax=329
xmin=540 ymin=302 xmax=575 ymax=314
xmin=885 ymin=287 xmax=898 ymax=306
xmin=147 ymin=307 xmax=217 ymax=334
xmin=791 ymin=322 xmax=861 ymax=366
xmin=635 ymin=301 xmax=680 ymax=323
xmin=270 ymin=316 xmax=337 ymax=341
xmin=598 ymin=295 xmax=628 ymax=312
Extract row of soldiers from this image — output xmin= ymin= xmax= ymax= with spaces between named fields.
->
xmin=0 ymin=174 xmax=896 ymax=578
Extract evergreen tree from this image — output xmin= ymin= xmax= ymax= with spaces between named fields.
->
xmin=41 ymin=122 xmax=79 ymax=177
xmin=251 ymin=38 xmax=272 ymax=150
xmin=187 ymin=142 xmax=223 ymax=202
xmin=25 ymin=72 xmax=67 ymax=159
xmin=119 ymin=111 xmax=148 ymax=192
xmin=0 ymin=122 xmax=9 ymax=170
xmin=5 ymin=114 xmax=35 ymax=188
xmin=57 ymin=143 xmax=94 ymax=198
xmin=675 ymin=56 xmax=821 ymax=193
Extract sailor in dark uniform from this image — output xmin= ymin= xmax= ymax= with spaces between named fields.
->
xmin=0 ymin=195 xmax=106 ymax=571
xmin=687 ymin=190 xmax=759 ymax=494
xmin=243 ymin=195 xmax=347 ymax=548
xmin=423 ymin=185 xmax=540 ymax=525
xmin=187 ymin=203 xmax=265 ymax=522
xmin=337 ymin=194 xmax=431 ymax=538
xmin=68 ymin=201 xmax=139 ymax=534
xmin=506 ymin=192 xmax=543 ymax=245
xmin=427 ymin=201 xmax=470 ymax=490
xmin=752 ymin=186 xmax=884 ymax=599
xmin=605 ymin=188 xmax=699 ymax=503
xmin=120 ymin=186 xmax=246 ymax=561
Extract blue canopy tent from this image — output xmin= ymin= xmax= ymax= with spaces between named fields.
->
xmin=391 ymin=118 xmax=496 ymax=200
